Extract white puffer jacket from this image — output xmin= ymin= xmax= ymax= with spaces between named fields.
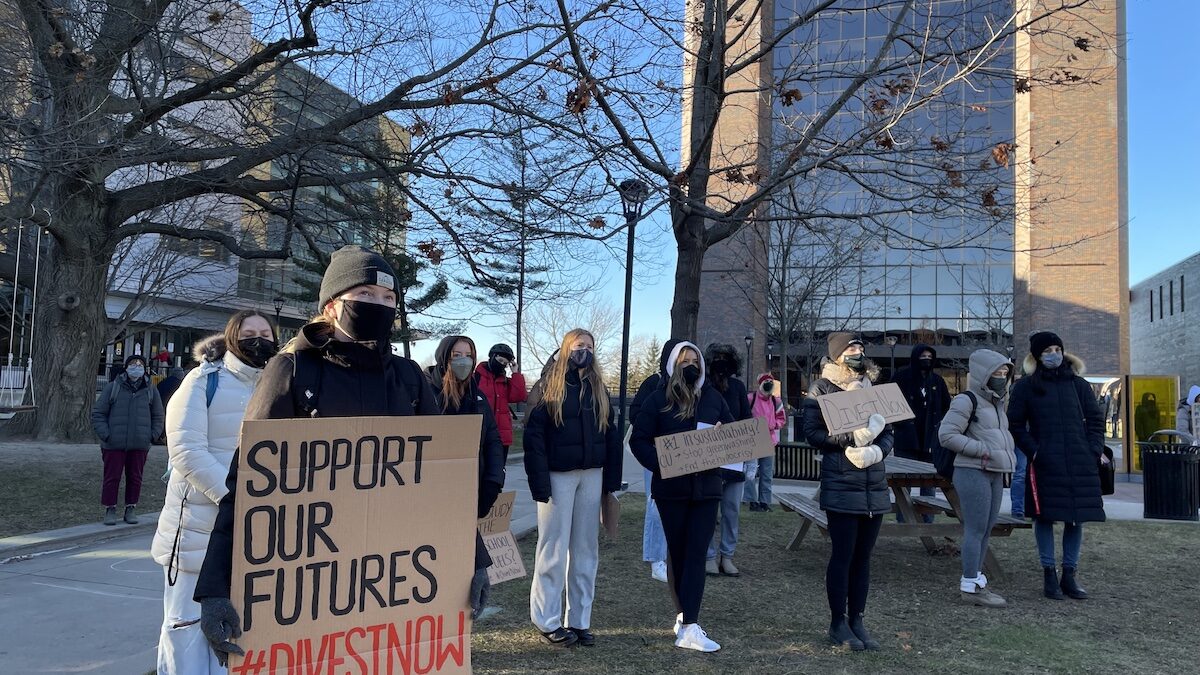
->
xmin=151 ymin=337 xmax=263 ymax=574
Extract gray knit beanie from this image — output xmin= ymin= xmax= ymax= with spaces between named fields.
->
xmin=318 ymin=246 xmax=398 ymax=308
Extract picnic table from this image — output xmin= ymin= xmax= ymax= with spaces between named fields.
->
xmin=778 ymin=455 xmax=1031 ymax=577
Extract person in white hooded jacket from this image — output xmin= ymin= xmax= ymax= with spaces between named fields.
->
xmin=151 ymin=311 xmax=276 ymax=674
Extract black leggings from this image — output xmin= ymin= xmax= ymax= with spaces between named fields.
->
xmin=826 ymin=511 xmax=883 ymax=622
xmin=657 ymin=498 xmax=720 ymax=624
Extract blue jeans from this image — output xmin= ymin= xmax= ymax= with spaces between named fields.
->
xmin=742 ymin=456 xmax=775 ymax=504
xmin=1010 ymin=448 xmax=1028 ymax=515
xmin=707 ymin=476 xmax=745 ymax=559
xmin=642 ymin=469 xmax=667 ymax=562
xmin=1034 ymin=520 xmax=1083 ymax=569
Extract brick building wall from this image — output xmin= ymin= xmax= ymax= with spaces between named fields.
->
xmin=1131 ymin=253 xmax=1200 ymax=390
xmin=1013 ymin=0 xmax=1129 ymax=373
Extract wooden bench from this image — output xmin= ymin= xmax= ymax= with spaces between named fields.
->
xmin=777 ymin=493 xmax=828 ymax=551
xmin=911 ymin=495 xmax=1031 ymax=529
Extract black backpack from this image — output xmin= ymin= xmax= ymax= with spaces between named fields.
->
xmin=932 ymin=391 xmax=977 ymax=479
xmin=291 ymin=349 xmax=425 ymax=417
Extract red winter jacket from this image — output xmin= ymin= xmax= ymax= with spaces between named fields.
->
xmin=474 ymin=362 xmax=528 ymax=446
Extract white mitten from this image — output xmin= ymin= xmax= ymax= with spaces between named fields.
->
xmin=846 ymin=445 xmax=883 ymax=470
xmin=852 ymin=414 xmax=886 ymax=447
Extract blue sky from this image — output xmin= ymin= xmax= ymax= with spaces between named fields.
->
xmin=413 ymin=2 xmax=1186 ymax=367
xmin=1127 ymin=1 xmax=1198 ymax=283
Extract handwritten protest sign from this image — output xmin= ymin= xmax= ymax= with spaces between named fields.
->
xmin=477 ymin=491 xmax=525 ymax=585
xmin=655 ymin=417 xmax=774 ymax=479
xmin=229 ymin=415 xmax=480 ymax=675
xmin=817 ymin=383 xmax=915 ymax=436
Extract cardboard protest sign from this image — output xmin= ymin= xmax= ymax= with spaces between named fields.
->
xmin=655 ymin=417 xmax=774 ymax=479
xmin=229 ymin=415 xmax=480 ymax=675
xmin=817 ymin=383 xmax=915 ymax=436
xmin=476 ymin=491 xmax=525 ymax=585
xmin=600 ymin=492 xmax=620 ymax=539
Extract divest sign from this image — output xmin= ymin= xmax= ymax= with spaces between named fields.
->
xmin=229 ymin=415 xmax=480 ymax=674
xmin=817 ymin=383 xmax=915 ymax=436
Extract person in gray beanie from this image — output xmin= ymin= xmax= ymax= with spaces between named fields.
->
xmin=192 ymin=245 xmax=448 ymax=666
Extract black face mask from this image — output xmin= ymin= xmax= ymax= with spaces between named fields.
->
xmin=919 ymin=358 xmax=933 ymax=371
xmin=682 ymin=364 xmax=701 ymax=385
xmin=336 ymin=300 xmax=397 ymax=344
xmin=569 ymin=349 xmax=594 ymax=370
xmin=238 ymin=337 xmax=278 ymax=368
xmin=843 ymin=354 xmax=866 ymax=372
xmin=761 ymin=382 xmax=775 ymax=394
xmin=487 ymin=357 xmax=507 ymax=376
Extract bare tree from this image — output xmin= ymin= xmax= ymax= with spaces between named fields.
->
xmin=515 ymin=296 xmax=621 ymax=380
xmin=545 ymin=0 xmax=1118 ymax=340
xmin=0 ymin=0 xmax=614 ymax=439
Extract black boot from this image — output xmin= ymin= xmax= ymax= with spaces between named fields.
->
xmin=1043 ymin=567 xmax=1064 ymax=600
xmin=829 ymin=617 xmax=865 ymax=651
xmin=1060 ymin=567 xmax=1088 ymax=600
xmin=849 ymin=614 xmax=880 ymax=651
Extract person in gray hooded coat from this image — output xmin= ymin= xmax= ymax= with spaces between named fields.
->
xmin=92 ymin=354 xmax=165 ymax=525
xmin=938 ymin=349 xmax=1016 ymax=608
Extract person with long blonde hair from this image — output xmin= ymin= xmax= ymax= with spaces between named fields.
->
xmin=630 ymin=341 xmax=734 ymax=653
xmin=523 ymin=328 xmax=622 ymax=648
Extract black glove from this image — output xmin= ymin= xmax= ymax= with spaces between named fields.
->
xmin=469 ymin=567 xmax=491 ymax=620
xmin=478 ymin=481 xmax=503 ymax=518
xmin=200 ymin=597 xmax=245 ymax=667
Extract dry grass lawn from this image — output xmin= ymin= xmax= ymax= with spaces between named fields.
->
xmin=472 ymin=495 xmax=1200 ymax=674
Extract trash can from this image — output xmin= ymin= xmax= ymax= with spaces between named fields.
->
xmin=1138 ymin=440 xmax=1200 ymax=521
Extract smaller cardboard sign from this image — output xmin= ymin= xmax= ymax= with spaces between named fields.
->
xmin=481 ymin=531 xmax=526 ymax=584
xmin=817 ymin=382 xmax=915 ymax=436
xmin=655 ymin=417 xmax=774 ymax=479
xmin=477 ymin=491 xmax=515 ymax=536
xmin=477 ymin=492 xmax=525 ymax=585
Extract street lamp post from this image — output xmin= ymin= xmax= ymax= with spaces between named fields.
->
xmin=744 ymin=335 xmax=753 ymax=376
xmin=272 ymin=296 xmax=285 ymax=331
xmin=886 ymin=335 xmax=899 ymax=379
xmin=616 ymin=178 xmax=649 ymax=436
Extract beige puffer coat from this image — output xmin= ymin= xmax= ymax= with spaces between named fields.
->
xmin=151 ymin=337 xmax=263 ymax=574
xmin=937 ymin=349 xmax=1017 ymax=474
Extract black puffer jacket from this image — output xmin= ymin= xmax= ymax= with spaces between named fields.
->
xmin=1008 ymin=353 xmax=1106 ymax=523
xmin=523 ymin=370 xmax=622 ymax=502
xmin=630 ymin=341 xmax=735 ymax=501
xmin=428 ymin=335 xmax=507 ymax=571
xmin=194 ymin=321 xmax=441 ymax=600
xmin=802 ymin=359 xmax=895 ymax=516
xmin=891 ymin=344 xmax=951 ymax=462
xmin=92 ymin=374 xmax=165 ymax=451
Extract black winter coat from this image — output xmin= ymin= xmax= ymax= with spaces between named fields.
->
xmin=628 ymin=339 xmax=683 ymax=424
xmin=802 ymin=374 xmax=895 ymax=516
xmin=194 ymin=322 xmax=441 ymax=600
xmin=1008 ymin=356 xmax=1106 ymax=524
xmin=891 ymin=344 xmax=950 ymax=462
xmin=92 ymin=375 xmax=165 ymax=451
xmin=523 ymin=370 xmax=622 ymax=502
xmin=630 ymin=385 xmax=735 ymax=501
xmin=432 ymin=378 xmax=507 ymax=571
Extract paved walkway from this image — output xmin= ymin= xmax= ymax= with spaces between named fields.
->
xmin=0 ymin=451 xmax=649 ymax=675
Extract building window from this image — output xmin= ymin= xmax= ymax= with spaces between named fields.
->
xmin=164 ymin=218 xmax=231 ymax=263
xmin=1182 ymin=275 xmax=1186 ymax=312
xmin=1170 ymin=280 xmax=1175 ymax=316
xmin=1149 ymin=289 xmax=1154 ymax=323
xmin=1159 ymin=285 xmax=1164 ymax=320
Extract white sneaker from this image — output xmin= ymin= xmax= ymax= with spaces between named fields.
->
xmin=651 ymin=561 xmax=668 ymax=583
xmin=673 ymin=613 xmax=683 ymax=637
xmin=675 ymin=623 xmax=720 ymax=652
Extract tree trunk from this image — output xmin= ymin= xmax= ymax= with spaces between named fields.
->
xmin=10 ymin=234 xmax=115 ymax=441
xmin=669 ymin=212 xmax=707 ymax=341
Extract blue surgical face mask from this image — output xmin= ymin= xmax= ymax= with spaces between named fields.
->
xmin=126 ymin=365 xmax=145 ymax=380
xmin=1041 ymin=352 xmax=1064 ymax=370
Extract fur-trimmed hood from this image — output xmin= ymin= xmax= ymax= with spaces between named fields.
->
xmin=819 ymin=356 xmax=880 ymax=390
xmin=193 ymin=334 xmax=226 ymax=363
xmin=1021 ymin=351 xmax=1086 ymax=377
xmin=703 ymin=342 xmax=742 ymax=375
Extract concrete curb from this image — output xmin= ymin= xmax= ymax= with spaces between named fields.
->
xmin=0 ymin=510 xmax=162 ymax=562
